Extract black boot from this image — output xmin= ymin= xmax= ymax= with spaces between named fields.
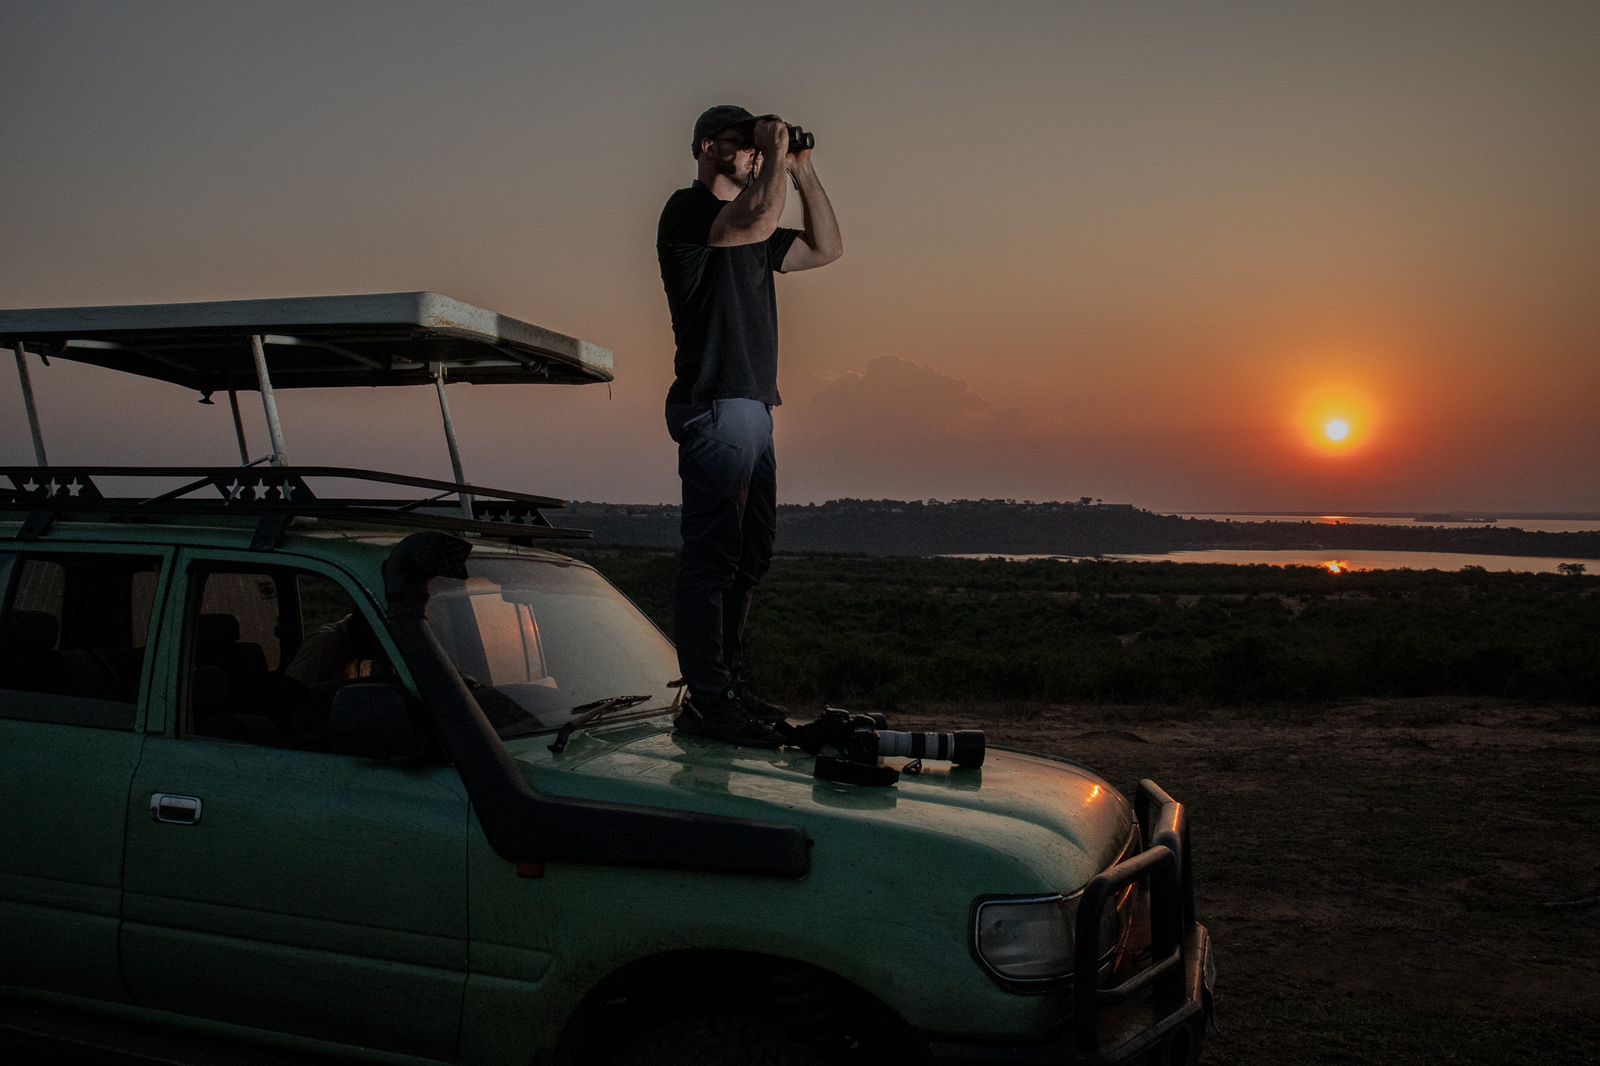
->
xmin=733 ymin=682 xmax=788 ymax=724
xmin=674 ymin=690 xmax=784 ymax=748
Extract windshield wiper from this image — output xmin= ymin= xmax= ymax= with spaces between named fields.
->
xmin=569 ymin=693 xmax=654 ymax=716
xmin=548 ymin=694 xmax=654 ymax=754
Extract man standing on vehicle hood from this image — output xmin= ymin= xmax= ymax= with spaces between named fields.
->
xmin=657 ymin=104 xmax=842 ymax=747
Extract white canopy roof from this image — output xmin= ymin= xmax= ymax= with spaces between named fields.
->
xmin=0 ymin=292 xmax=614 ymax=390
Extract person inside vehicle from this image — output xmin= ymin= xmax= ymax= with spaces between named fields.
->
xmin=285 ymin=611 xmax=387 ymax=689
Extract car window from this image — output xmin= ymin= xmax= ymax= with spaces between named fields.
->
xmin=13 ymin=556 xmax=66 ymax=619
xmin=427 ymin=557 xmax=681 ymax=736
xmin=195 ymin=571 xmax=284 ymax=670
xmin=0 ymin=552 xmax=163 ymax=730
xmin=183 ymin=567 xmax=393 ymax=752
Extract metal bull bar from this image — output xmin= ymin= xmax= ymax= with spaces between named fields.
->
xmin=1071 ymin=779 xmax=1199 ymax=1058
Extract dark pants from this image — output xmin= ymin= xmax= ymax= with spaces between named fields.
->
xmin=667 ymin=399 xmax=777 ymax=700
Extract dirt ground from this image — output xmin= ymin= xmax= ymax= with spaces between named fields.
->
xmin=896 ymin=697 xmax=1600 ymax=1065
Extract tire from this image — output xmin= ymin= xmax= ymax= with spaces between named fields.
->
xmin=611 ymin=1015 xmax=825 ymax=1066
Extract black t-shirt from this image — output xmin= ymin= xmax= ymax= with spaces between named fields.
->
xmin=657 ymin=181 xmax=800 ymax=407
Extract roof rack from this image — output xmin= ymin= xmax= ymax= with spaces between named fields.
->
xmin=3 ymin=294 xmax=615 ymax=520
xmin=0 ymin=465 xmax=590 ymax=551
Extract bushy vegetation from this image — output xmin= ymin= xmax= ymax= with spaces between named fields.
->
xmin=572 ymin=549 xmax=1600 ymax=708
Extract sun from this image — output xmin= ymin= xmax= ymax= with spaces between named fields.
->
xmin=1293 ymin=385 xmax=1375 ymax=455
xmin=1312 ymin=413 xmax=1359 ymax=453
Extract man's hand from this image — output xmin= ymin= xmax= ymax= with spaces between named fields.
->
xmin=754 ymin=117 xmax=790 ymax=161
xmin=788 ymin=146 xmax=815 ymax=180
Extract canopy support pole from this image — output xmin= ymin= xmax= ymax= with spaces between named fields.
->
xmin=227 ymin=389 xmax=251 ymax=465
xmin=431 ymin=363 xmax=474 ymax=521
xmin=11 ymin=342 xmax=49 ymax=467
xmin=248 ymin=335 xmax=288 ymax=466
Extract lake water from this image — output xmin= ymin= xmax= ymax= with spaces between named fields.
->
xmin=949 ymin=550 xmax=1593 ymax=574
xmin=1108 ymin=548 xmax=1593 ymax=574
xmin=1172 ymin=512 xmax=1600 ymax=534
xmin=947 ymin=547 xmax=1587 ymax=573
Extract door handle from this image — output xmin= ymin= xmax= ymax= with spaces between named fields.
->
xmin=149 ymin=793 xmax=203 ymax=826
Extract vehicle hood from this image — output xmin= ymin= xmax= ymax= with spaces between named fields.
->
xmin=511 ymin=718 xmax=1133 ymax=891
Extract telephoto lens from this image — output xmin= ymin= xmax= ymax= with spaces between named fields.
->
xmin=786 ymin=125 xmax=814 ymax=151
xmin=874 ymin=729 xmax=986 ymax=768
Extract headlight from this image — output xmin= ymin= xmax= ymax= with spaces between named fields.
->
xmin=974 ymin=889 xmax=1126 ymax=985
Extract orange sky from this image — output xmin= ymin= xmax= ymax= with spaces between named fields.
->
xmin=2 ymin=2 xmax=1597 ymax=511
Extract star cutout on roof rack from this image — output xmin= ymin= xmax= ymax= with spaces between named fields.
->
xmin=0 ymin=465 xmax=587 ymax=542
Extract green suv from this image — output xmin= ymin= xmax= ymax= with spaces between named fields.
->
xmin=1 ymin=295 xmax=1212 ymax=1065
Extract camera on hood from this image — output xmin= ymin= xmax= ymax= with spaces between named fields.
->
xmin=781 ymin=707 xmax=985 ymax=787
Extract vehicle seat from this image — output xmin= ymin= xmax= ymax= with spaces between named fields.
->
xmin=196 ymin=613 xmax=269 ymax=696
xmin=53 ymin=648 xmax=119 ymax=700
xmin=96 ymin=646 xmax=148 ymax=702
xmin=190 ymin=663 xmax=233 ymax=737
xmin=190 ymin=663 xmax=288 ymax=748
xmin=0 ymin=609 xmax=71 ymax=694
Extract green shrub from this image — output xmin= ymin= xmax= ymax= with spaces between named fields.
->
xmin=570 ymin=548 xmax=1600 ymax=707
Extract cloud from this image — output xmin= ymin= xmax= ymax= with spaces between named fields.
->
xmin=777 ymin=356 xmax=1048 ymax=500
xmin=788 ymin=355 xmax=1023 ymax=443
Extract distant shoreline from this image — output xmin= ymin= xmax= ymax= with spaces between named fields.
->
xmin=1177 ymin=510 xmax=1600 ymax=521
xmin=555 ymin=499 xmax=1600 ymax=560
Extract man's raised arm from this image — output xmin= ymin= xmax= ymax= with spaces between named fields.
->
xmin=781 ymin=150 xmax=842 ymax=272
xmin=708 ymin=120 xmax=791 ymax=247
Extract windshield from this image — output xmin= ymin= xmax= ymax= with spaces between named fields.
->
xmin=425 ymin=557 xmax=680 ymax=737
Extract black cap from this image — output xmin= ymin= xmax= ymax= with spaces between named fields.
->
xmin=691 ymin=105 xmax=777 ymax=157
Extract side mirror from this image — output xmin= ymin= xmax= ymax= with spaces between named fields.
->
xmin=329 ymin=682 xmax=427 ymax=760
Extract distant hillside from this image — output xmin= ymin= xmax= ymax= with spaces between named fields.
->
xmin=552 ymin=499 xmax=1600 ymax=559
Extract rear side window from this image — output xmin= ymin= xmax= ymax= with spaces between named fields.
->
xmin=13 ymin=557 xmax=66 ymax=619
xmin=0 ymin=552 xmax=164 ymax=730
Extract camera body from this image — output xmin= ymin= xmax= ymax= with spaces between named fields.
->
xmin=790 ymin=707 xmax=884 ymax=762
xmin=782 ymin=707 xmax=985 ymax=787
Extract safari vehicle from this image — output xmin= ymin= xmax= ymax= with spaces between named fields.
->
xmin=0 ymin=294 xmax=1212 ymax=1065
